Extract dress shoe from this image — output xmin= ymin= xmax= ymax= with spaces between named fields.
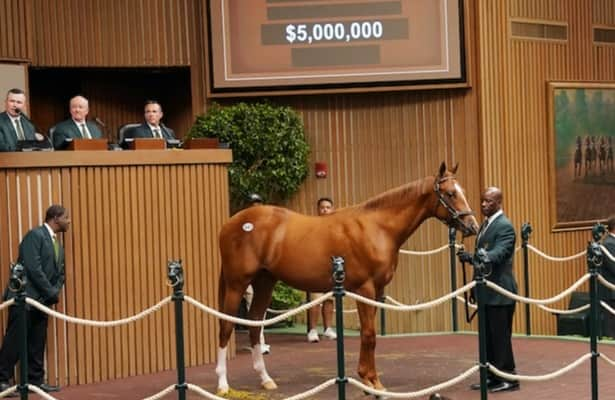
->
xmin=469 ymin=378 xmax=494 ymax=390
xmin=36 ymin=383 xmax=61 ymax=392
xmin=489 ymin=380 xmax=520 ymax=393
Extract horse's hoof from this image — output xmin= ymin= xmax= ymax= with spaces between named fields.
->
xmin=216 ymin=387 xmax=229 ymax=396
xmin=262 ymin=380 xmax=278 ymax=390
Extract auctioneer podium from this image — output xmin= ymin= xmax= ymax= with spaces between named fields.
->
xmin=0 ymin=148 xmax=232 ymax=387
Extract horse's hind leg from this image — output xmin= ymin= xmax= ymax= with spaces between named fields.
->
xmin=247 ymin=271 xmax=278 ymax=390
xmin=356 ymin=286 xmax=385 ymax=391
xmin=215 ymin=274 xmax=246 ymax=395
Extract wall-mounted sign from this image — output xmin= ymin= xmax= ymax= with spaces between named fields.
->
xmin=208 ymin=0 xmax=465 ymax=92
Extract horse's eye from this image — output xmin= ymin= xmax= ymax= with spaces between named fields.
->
xmin=447 ymin=191 xmax=456 ymax=198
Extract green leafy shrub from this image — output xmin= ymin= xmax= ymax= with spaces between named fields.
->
xmin=270 ymin=281 xmax=303 ymax=310
xmin=188 ymin=102 xmax=310 ymax=211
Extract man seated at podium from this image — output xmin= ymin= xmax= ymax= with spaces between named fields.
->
xmin=0 ymin=88 xmax=47 ymax=152
xmin=130 ymin=100 xmax=176 ymax=140
xmin=52 ymin=95 xmax=103 ymax=150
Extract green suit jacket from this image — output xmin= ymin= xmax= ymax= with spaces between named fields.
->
xmin=52 ymin=119 xmax=103 ymax=149
xmin=3 ymin=225 xmax=65 ymax=305
xmin=0 ymin=111 xmax=36 ymax=152
xmin=601 ymin=234 xmax=615 ymax=301
xmin=474 ymin=213 xmax=518 ymax=305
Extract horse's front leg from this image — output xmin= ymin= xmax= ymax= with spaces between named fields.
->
xmin=356 ymin=288 xmax=385 ymax=391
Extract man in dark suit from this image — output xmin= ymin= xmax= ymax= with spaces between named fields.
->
xmin=600 ymin=216 xmax=615 ymax=337
xmin=0 ymin=205 xmax=70 ymax=395
xmin=128 ymin=100 xmax=175 ymax=140
xmin=0 ymin=88 xmax=39 ymax=152
xmin=459 ymin=187 xmax=519 ymax=393
xmin=52 ymin=95 xmax=103 ymax=149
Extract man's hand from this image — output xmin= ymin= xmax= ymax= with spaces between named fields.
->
xmin=457 ymin=251 xmax=473 ymax=264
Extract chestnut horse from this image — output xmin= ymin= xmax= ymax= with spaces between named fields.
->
xmin=215 ymin=162 xmax=479 ymax=394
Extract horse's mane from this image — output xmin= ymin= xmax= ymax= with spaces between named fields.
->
xmin=358 ymin=175 xmax=434 ymax=210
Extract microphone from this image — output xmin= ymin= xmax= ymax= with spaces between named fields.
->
xmin=94 ymin=117 xmax=106 ymax=127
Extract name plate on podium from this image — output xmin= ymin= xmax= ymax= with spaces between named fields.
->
xmin=127 ymin=138 xmax=167 ymax=150
xmin=183 ymin=137 xmax=219 ymax=149
xmin=67 ymin=138 xmax=108 ymax=151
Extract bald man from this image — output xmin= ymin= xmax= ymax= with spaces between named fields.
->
xmin=459 ymin=187 xmax=519 ymax=393
xmin=52 ymin=95 xmax=103 ymax=149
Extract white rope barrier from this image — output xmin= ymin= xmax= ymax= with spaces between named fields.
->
xmin=184 ymin=293 xmax=333 ymax=327
xmin=347 ymin=365 xmax=480 ymax=398
xmin=454 ymin=295 xmax=477 ymax=309
xmin=282 ymin=379 xmax=337 ymax=400
xmin=25 ymin=297 xmax=172 ymax=327
xmin=489 ymin=353 xmax=592 ymax=382
xmin=185 ymin=383 xmax=230 ymax=399
xmin=347 ymin=282 xmax=475 ymax=311
xmin=0 ymin=298 xmax=14 ymax=312
xmin=485 ymin=274 xmax=591 ymax=305
xmin=598 ymin=274 xmax=615 ymax=291
xmin=600 ymin=353 xmax=615 ymax=367
xmin=527 ymin=244 xmax=586 ymax=262
xmin=0 ymin=385 xmax=17 ymax=399
xmin=600 ymin=245 xmax=615 ymax=263
xmin=538 ymin=303 xmax=590 ymax=315
xmin=27 ymin=385 xmax=59 ymax=400
xmin=399 ymin=243 xmax=454 ymax=256
xmin=142 ymin=384 xmax=178 ymax=400
xmin=601 ymin=300 xmax=615 ymax=316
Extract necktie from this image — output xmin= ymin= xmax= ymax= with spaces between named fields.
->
xmin=476 ymin=219 xmax=488 ymax=243
xmin=15 ymin=118 xmax=25 ymax=141
xmin=154 ymin=128 xmax=162 ymax=138
xmin=53 ymin=236 xmax=60 ymax=261
xmin=80 ymin=123 xmax=91 ymax=139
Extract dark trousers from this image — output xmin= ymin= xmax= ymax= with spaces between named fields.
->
xmin=0 ymin=305 xmax=49 ymax=384
xmin=485 ymin=304 xmax=516 ymax=382
xmin=602 ymin=299 xmax=615 ymax=338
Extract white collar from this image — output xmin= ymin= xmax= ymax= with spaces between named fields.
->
xmin=148 ymin=123 xmax=161 ymax=131
xmin=484 ymin=209 xmax=503 ymax=229
xmin=44 ymin=223 xmax=56 ymax=240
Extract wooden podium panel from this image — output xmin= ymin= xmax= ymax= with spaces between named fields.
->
xmin=183 ymin=137 xmax=219 ymax=149
xmin=67 ymin=138 xmax=108 ymax=151
xmin=127 ymin=138 xmax=167 ymax=150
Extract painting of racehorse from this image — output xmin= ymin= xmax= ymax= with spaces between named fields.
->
xmin=549 ymin=82 xmax=615 ymax=230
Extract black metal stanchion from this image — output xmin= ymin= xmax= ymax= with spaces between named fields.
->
xmin=9 ymin=263 xmax=29 ymax=400
xmin=588 ymin=224 xmax=605 ymax=400
xmin=475 ymin=251 xmax=489 ymax=400
xmin=331 ymin=256 xmax=347 ymax=400
xmin=521 ymin=222 xmax=532 ymax=336
xmin=449 ymin=227 xmax=458 ymax=332
xmin=168 ymin=260 xmax=187 ymax=400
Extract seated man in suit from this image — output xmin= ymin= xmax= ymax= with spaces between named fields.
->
xmin=0 ymin=88 xmax=46 ymax=152
xmin=52 ymin=95 xmax=103 ymax=150
xmin=129 ymin=100 xmax=176 ymax=140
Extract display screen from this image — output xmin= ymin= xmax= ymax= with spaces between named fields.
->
xmin=208 ymin=0 xmax=465 ymax=91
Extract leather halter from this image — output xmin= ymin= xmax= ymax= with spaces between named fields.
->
xmin=433 ymin=176 xmax=475 ymax=236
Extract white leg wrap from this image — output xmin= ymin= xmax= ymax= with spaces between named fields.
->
xmin=215 ymin=347 xmax=229 ymax=393
xmin=252 ymin=345 xmax=273 ymax=385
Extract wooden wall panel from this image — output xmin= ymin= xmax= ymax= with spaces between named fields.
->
xmin=31 ymin=0 xmax=192 ymax=67
xmin=0 ymin=152 xmax=230 ymax=386
xmin=0 ymin=0 xmax=32 ymax=61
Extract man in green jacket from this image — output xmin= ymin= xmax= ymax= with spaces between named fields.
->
xmin=0 ymin=88 xmax=37 ymax=152
xmin=52 ymin=95 xmax=103 ymax=149
xmin=459 ymin=187 xmax=519 ymax=393
xmin=0 ymin=205 xmax=70 ymax=395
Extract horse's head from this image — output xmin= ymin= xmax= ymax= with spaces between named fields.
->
xmin=433 ymin=162 xmax=479 ymax=237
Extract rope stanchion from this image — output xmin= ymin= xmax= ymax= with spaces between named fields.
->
xmin=399 ymin=243 xmax=454 ymax=256
xmin=0 ymin=384 xmax=17 ymax=398
xmin=25 ymin=297 xmax=172 ymax=327
xmin=526 ymin=244 xmax=586 ymax=262
xmin=348 ymin=282 xmax=475 ymax=311
xmin=27 ymin=385 xmax=60 ymax=400
xmin=488 ymin=353 xmax=592 ymax=382
xmin=347 ymin=366 xmax=480 ymax=398
xmin=599 ymin=353 xmax=615 ymax=367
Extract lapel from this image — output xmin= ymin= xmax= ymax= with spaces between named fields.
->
xmin=41 ymin=225 xmax=58 ymax=267
xmin=70 ymin=121 xmax=83 ymax=138
xmin=477 ymin=214 xmax=501 ymax=248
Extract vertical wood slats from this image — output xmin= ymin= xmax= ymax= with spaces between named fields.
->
xmin=0 ymin=0 xmax=32 ymax=60
xmin=0 ymin=160 xmax=229 ymax=386
xmin=28 ymin=0 xmax=192 ymax=66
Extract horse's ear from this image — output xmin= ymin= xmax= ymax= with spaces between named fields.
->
xmin=451 ymin=162 xmax=459 ymax=174
xmin=438 ymin=161 xmax=446 ymax=177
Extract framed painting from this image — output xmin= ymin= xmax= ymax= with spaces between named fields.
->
xmin=548 ymin=82 xmax=615 ymax=231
